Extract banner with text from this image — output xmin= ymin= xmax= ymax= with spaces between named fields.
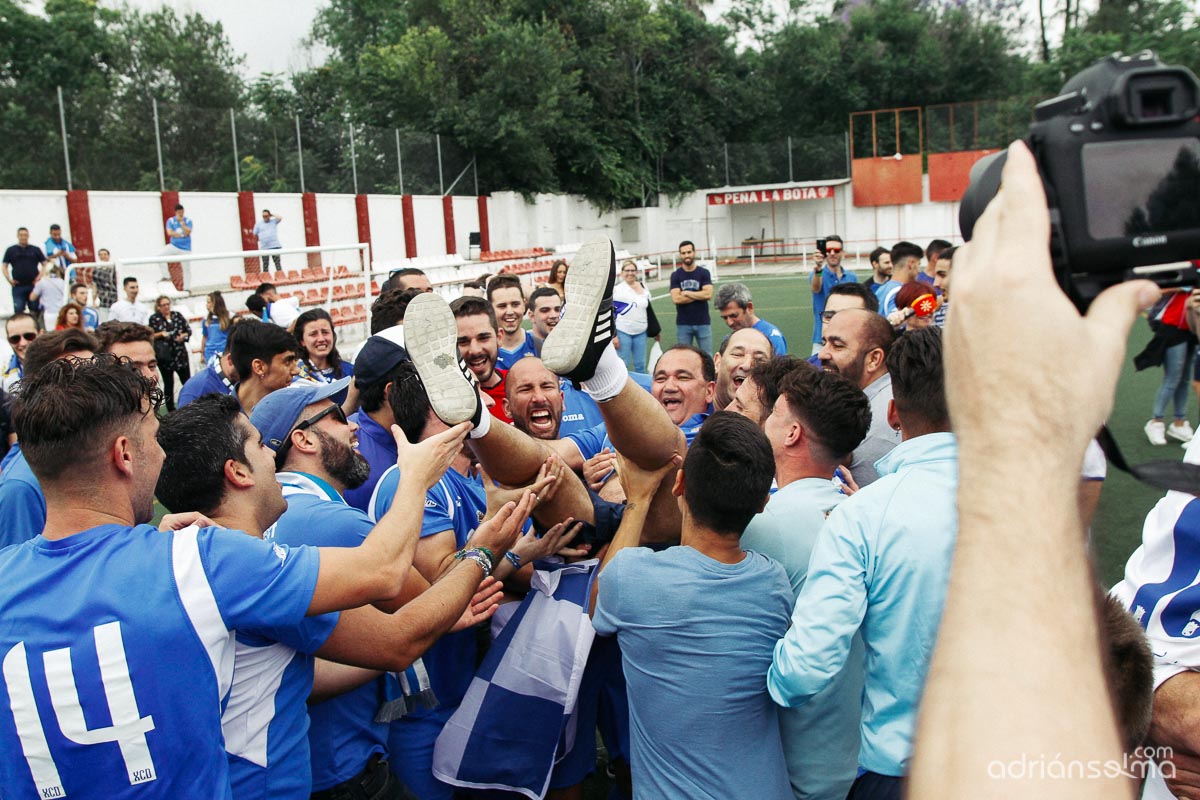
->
xmin=707 ymin=185 xmax=836 ymax=205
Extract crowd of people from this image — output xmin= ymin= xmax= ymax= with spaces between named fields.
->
xmin=0 ymin=144 xmax=1187 ymax=800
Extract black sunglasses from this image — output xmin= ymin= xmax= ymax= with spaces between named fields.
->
xmin=274 ymin=402 xmax=348 ymax=467
xmin=7 ymin=332 xmax=36 ymax=345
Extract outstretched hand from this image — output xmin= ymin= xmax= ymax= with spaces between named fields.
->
xmin=393 ymin=422 xmax=471 ymax=491
xmin=470 ymin=490 xmax=536 ymax=555
xmin=479 ymin=456 xmax=559 ymax=519
xmin=450 ymin=576 xmax=505 ymax=632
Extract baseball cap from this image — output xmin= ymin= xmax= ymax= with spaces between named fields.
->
xmin=354 ymin=325 xmax=409 ymax=388
xmin=249 ymin=377 xmax=353 ymax=452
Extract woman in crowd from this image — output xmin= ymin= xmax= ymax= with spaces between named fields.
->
xmin=201 ymin=290 xmax=232 ymax=362
xmin=547 ymin=259 xmax=568 ymax=297
xmin=295 ymin=308 xmax=354 ymax=406
xmin=613 ymin=259 xmax=650 ymax=372
xmin=149 ymin=295 xmax=192 ymax=412
xmin=54 ymin=302 xmax=85 ymax=331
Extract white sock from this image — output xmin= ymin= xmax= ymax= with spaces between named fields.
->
xmin=469 ymin=402 xmax=492 ymax=438
xmin=582 ymin=343 xmax=628 ymax=402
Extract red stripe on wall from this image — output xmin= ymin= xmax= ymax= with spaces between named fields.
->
xmin=65 ymin=190 xmax=94 ymax=262
xmin=355 ymin=195 xmax=372 ymax=271
xmin=302 ymin=192 xmax=321 ymax=270
xmin=442 ymin=196 xmax=457 ymax=256
xmin=237 ymin=191 xmax=257 ymax=276
xmin=401 ymin=195 xmax=417 ymax=259
xmin=476 ymin=196 xmax=490 ymax=254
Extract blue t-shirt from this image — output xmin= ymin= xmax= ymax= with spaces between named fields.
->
xmin=44 ymin=237 xmax=76 ymax=268
xmin=753 ymin=318 xmax=788 ymax=356
xmin=593 ymin=546 xmax=793 ymax=800
xmin=204 ymin=320 xmax=229 ymax=362
xmin=267 ymin=473 xmax=390 ymax=791
xmin=812 ymin=268 xmax=859 ymax=344
xmin=225 ymin=612 xmax=340 ymax=800
xmin=252 ymin=219 xmax=282 ymax=249
xmin=496 ymin=331 xmax=536 ymax=371
xmin=0 ymin=523 xmax=319 ymax=799
xmin=166 ymin=216 xmax=193 ymax=250
xmin=343 ymin=411 xmax=398 ymax=513
xmin=559 ymin=380 xmax=604 ymax=438
xmin=81 ymin=306 xmax=100 ymax=332
xmin=874 ymin=280 xmax=902 ymax=316
xmin=369 ymin=466 xmax=484 ymax=713
xmin=178 ymin=358 xmax=237 ymax=409
xmin=0 ymin=446 xmax=46 ymax=548
xmin=670 ymin=266 xmax=712 ymax=326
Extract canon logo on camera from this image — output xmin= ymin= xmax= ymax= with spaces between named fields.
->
xmin=1132 ymin=235 xmax=1169 ymax=248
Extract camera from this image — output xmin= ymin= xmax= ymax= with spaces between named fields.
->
xmin=959 ymin=51 xmax=1200 ymax=309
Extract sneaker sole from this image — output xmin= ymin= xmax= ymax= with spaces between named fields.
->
xmin=541 ymin=238 xmax=613 ymax=375
xmin=404 ymin=293 xmax=479 ymax=425
xmin=1167 ymin=430 xmax=1194 ymax=443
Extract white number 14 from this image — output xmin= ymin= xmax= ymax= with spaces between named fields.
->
xmin=3 ymin=621 xmax=157 ymax=797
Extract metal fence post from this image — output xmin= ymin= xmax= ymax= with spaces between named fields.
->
xmin=395 ymin=128 xmax=405 ymax=194
xmin=787 ymin=135 xmax=793 ymax=183
xmin=348 ymin=122 xmax=358 ymax=195
xmin=56 ymin=86 xmax=73 ymax=190
xmin=436 ymin=134 xmax=445 ymax=196
xmin=153 ymin=98 xmax=165 ymax=192
xmin=230 ymin=109 xmax=241 ymax=192
xmin=844 ymin=130 xmax=851 ymax=178
xmin=295 ymin=114 xmax=306 ymax=193
xmin=723 ymin=142 xmax=730 ymax=186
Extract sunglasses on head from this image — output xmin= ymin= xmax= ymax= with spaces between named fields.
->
xmin=274 ymin=402 xmax=348 ymax=467
xmin=7 ymin=332 xmax=36 ymax=345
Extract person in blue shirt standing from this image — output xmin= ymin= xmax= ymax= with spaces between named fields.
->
xmin=741 ymin=365 xmax=872 ymax=800
xmin=165 ymin=204 xmax=193 ymax=253
xmin=253 ymin=209 xmax=283 ymax=272
xmin=592 ymin=412 xmax=794 ymax=800
xmin=670 ymin=239 xmax=714 ymax=354
xmin=70 ymin=282 xmax=100 ymax=331
xmin=873 ymin=241 xmax=923 ymax=317
xmin=43 ymin=224 xmax=77 ymax=272
xmin=715 ymin=282 xmax=788 ymax=355
xmin=769 ymin=327 xmax=957 ymax=800
xmin=809 ymin=234 xmax=857 ymax=355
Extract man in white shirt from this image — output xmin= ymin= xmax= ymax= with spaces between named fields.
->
xmin=108 ymin=276 xmax=151 ymax=325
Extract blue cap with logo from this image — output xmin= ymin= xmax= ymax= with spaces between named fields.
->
xmin=249 ymin=377 xmax=352 ymax=452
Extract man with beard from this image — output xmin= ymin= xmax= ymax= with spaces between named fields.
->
xmin=488 ymin=274 xmax=535 ymax=370
xmin=527 ymin=286 xmax=562 ymax=355
xmin=505 ymin=353 xmax=603 ymax=439
xmin=863 ymin=246 xmax=893 ymax=295
xmin=670 ymin=240 xmax=714 ymax=353
xmin=817 ymin=308 xmax=898 ymax=486
xmin=451 ymin=295 xmax=513 ymax=423
xmin=714 ymin=326 xmax=773 ymax=411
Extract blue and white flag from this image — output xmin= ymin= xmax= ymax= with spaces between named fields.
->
xmin=432 ymin=558 xmax=599 ymax=799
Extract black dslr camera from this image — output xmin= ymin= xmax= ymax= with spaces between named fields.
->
xmin=959 ymin=51 xmax=1200 ymax=309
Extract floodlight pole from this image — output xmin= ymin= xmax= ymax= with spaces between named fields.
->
xmin=153 ymin=98 xmax=165 ymax=192
xmin=230 ymin=109 xmax=241 ymax=192
xmin=295 ymin=114 xmax=306 ymax=193
xmin=57 ymin=86 xmax=73 ymax=190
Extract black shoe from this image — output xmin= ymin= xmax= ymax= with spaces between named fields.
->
xmin=541 ymin=237 xmax=615 ymax=383
xmin=403 ymin=292 xmax=483 ymax=427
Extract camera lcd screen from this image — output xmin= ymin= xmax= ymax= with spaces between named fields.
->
xmin=1082 ymin=137 xmax=1200 ymax=240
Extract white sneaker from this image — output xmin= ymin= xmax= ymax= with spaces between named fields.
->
xmin=1168 ymin=421 xmax=1195 ymax=443
xmin=1145 ymin=420 xmax=1168 ymax=446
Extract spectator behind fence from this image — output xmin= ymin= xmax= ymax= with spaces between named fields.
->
xmin=202 ymin=290 xmax=232 ymax=362
xmin=253 ymin=208 xmax=283 ymax=272
xmin=54 ymin=302 xmax=85 ymax=332
xmin=30 ymin=265 xmax=66 ymax=328
xmin=44 ymin=223 xmax=77 ymax=271
xmin=69 ymin=282 xmax=99 ymax=331
xmin=715 ymin=281 xmax=788 ymax=356
xmin=613 ymin=260 xmax=650 ymax=372
xmin=670 ymin=239 xmax=714 ymax=354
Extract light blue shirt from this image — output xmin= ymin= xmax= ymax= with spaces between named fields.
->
xmin=43 ymin=237 xmax=75 ymax=268
xmin=752 ymin=318 xmax=788 ymax=356
xmin=768 ymin=432 xmax=958 ymax=778
xmin=874 ymin=280 xmax=902 ymax=315
xmin=743 ymin=478 xmax=862 ymax=800
xmin=166 ymin=216 xmax=193 ymax=250
xmin=595 ymin=546 xmax=793 ymax=800
xmin=253 ymin=218 xmax=282 ymax=249
xmin=812 ymin=268 xmax=857 ymax=344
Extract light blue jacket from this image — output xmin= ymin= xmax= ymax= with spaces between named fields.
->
xmin=768 ymin=431 xmax=958 ymax=778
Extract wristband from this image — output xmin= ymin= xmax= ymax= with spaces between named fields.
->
xmin=472 ymin=546 xmax=495 ymax=564
xmin=455 ymin=547 xmax=494 ymax=577
xmin=504 ymin=551 xmax=523 ymax=570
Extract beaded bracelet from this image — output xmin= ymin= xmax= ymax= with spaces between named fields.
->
xmin=455 ymin=547 xmax=493 ymax=577
xmin=504 ymin=551 xmax=522 ymax=570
